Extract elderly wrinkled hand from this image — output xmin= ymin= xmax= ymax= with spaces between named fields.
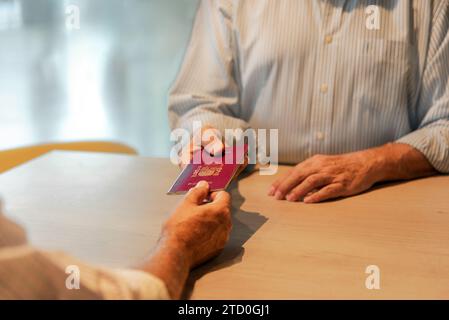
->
xmin=162 ymin=181 xmax=232 ymax=268
xmin=268 ymin=150 xmax=384 ymax=204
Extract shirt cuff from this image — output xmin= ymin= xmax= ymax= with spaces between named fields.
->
xmin=396 ymin=122 xmax=449 ymax=173
xmin=112 ymin=269 xmax=170 ymax=300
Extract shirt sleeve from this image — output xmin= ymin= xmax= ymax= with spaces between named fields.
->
xmin=168 ymin=0 xmax=249 ymax=134
xmin=0 ymin=245 xmax=169 ymax=300
xmin=396 ymin=1 xmax=449 ymax=173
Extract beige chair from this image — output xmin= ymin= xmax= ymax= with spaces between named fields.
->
xmin=0 ymin=141 xmax=137 ymax=174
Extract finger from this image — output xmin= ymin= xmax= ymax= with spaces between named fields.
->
xmin=268 ymin=179 xmax=281 ymax=196
xmin=185 ymin=181 xmax=210 ymax=204
xmin=286 ymin=175 xmax=333 ymax=202
xmin=204 ymin=140 xmax=225 ymax=156
xmin=209 ymin=191 xmax=231 ymax=209
xmin=208 ymin=191 xmax=232 ymax=227
xmin=268 ymin=168 xmax=293 ymax=196
xmin=274 ymin=166 xmax=315 ymax=200
xmin=179 ymin=145 xmax=190 ymax=168
xmin=179 ymin=141 xmax=201 ymax=168
xmin=303 ymin=183 xmax=345 ymax=204
xmin=202 ymin=128 xmax=224 ymax=156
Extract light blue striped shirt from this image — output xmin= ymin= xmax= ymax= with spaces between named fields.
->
xmin=168 ymin=0 xmax=449 ymax=172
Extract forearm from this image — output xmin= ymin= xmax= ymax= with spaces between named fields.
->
xmin=137 ymin=235 xmax=191 ymax=300
xmin=369 ymin=142 xmax=437 ymax=183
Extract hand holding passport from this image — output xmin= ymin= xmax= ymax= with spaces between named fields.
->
xmin=168 ymin=144 xmax=248 ymax=194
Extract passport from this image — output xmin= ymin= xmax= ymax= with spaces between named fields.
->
xmin=167 ymin=144 xmax=248 ymax=194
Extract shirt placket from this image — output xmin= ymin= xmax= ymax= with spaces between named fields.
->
xmin=309 ymin=1 xmax=344 ymax=156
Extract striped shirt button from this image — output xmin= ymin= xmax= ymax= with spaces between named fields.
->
xmin=316 ymin=132 xmax=325 ymax=141
xmin=324 ymin=35 xmax=333 ymax=44
xmin=320 ymin=83 xmax=329 ymax=94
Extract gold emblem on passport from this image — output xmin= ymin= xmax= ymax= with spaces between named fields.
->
xmin=192 ymin=165 xmax=223 ymax=178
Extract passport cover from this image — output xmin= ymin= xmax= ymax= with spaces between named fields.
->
xmin=167 ymin=144 xmax=248 ymax=194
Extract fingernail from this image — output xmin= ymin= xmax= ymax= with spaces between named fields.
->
xmin=275 ymin=191 xmax=283 ymax=200
xmin=286 ymin=194 xmax=294 ymax=202
xmin=303 ymin=197 xmax=313 ymax=203
xmin=197 ymin=181 xmax=209 ymax=188
xmin=268 ymin=186 xmax=275 ymax=196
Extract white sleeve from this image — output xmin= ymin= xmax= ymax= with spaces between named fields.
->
xmin=168 ymin=0 xmax=249 ymax=134
xmin=0 ymin=246 xmax=169 ymax=300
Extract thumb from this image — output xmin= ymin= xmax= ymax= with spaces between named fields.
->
xmin=185 ymin=181 xmax=210 ymax=204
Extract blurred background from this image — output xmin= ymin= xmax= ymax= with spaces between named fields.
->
xmin=0 ymin=0 xmax=199 ymax=157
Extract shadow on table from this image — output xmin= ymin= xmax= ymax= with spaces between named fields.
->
xmin=313 ymin=181 xmax=402 ymax=204
xmin=182 ymin=169 xmax=268 ymax=299
xmin=318 ymin=179 xmax=419 ymax=204
xmin=307 ymin=175 xmax=445 ymax=205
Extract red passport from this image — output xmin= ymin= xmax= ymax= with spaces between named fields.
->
xmin=167 ymin=144 xmax=248 ymax=194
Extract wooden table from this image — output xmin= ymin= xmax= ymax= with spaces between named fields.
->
xmin=0 ymin=151 xmax=448 ymax=299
